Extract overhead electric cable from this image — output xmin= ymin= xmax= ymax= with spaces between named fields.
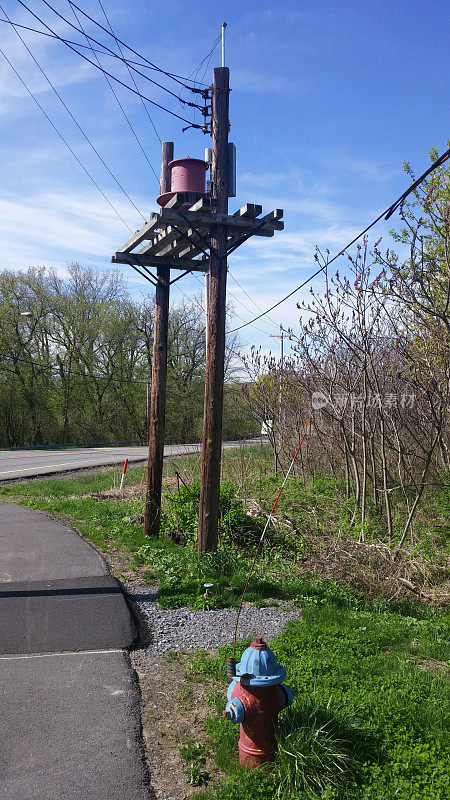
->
xmin=227 ymin=288 xmax=278 ymax=335
xmin=190 ymin=34 xmax=221 ymax=81
xmin=227 ymin=270 xmax=279 ymax=329
xmin=40 ymin=0 xmax=203 ymax=92
xmin=229 ymin=146 xmax=450 ymax=333
xmin=96 ymin=0 xmax=162 ymax=147
xmin=0 ymin=16 xmax=193 ymax=75
xmin=67 ymin=0 xmax=160 ymax=182
xmin=0 ymin=15 xmax=109 ymax=52
xmin=188 ymin=269 xmax=276 ymax=337
xmin=180 ymin=33 xmax=220 ymax=108
xmin=0 ymin=43 xmax=132 ymax=231
xmin=66 ymin=0 xmax=207 ymax=88
xmin=40 ymin=0 xmax=197 ymax=105
xmin=198 ymin=34 xmax=221 ymax=83
xmin=16 ymin=0 xmax=203 ymax=127
xmin=177 ymin=32 xmax=220 ymax=125
xmin=3 ymin=3 xmax=146 ymax=220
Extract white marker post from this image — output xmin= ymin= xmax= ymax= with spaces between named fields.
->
xmin=119 ymin=458 xmax=129 ymax=491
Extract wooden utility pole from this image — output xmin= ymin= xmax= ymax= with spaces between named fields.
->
xmin=144 ymin=141 xmax=173 ymax=537
xmin=198 ymin=67 xmax=229 ymax=553
xmin=111 ymin=64 xmax=283 ymax=549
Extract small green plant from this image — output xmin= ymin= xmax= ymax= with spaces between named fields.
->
xmin=176 ymin=686 xmax=192 ymax=708
xmin=179 ymin=738 xmax=207 ymax=763
xmin=192 ymin=594 xmax=222 ymax=610
xmin=165 ymin=650 xmax=178 ymax=664
xmin=185 ymin=763 xmax=210 ymax=786
xmin=179 ymin=738 xmax=210 ymax=786
xmin=274 ymin=702 xmax=368 ymax=796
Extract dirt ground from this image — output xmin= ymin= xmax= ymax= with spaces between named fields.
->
xmin=131 ymin=650 xmax=223 ymax=800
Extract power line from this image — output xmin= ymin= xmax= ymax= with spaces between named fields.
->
xmin=67 ymin=0 xmax=160 ymax=182
xmin=0 ymin=15 xmax=111 ymax=52
xmin=188 ymin=34 xmax=221 ymax=84
xmin=16 ymin=0 xmax=204 ymax=128
xmin=66 ymin=0 xmax=208 ymax=89
xmin=229 ymin=146 xmax=450 ymax=333
xmin=40 ymin=0 xmax=198 ymax=104
xmin=199 ymin=35 xmax=221 ymax=83
xmin=0 ymin=42 xmax=133 ymax=231
xmin=96 ymin=0 xmax=162 ymax=149
xmin=2 ymin=3 xmax=146 ymax=221
xmin=0 ymin=16 xmax=192 ymax=77
xmin=188 ymin=268 xmax=275 ymax=337
xmin=38 ymin=0 xmax=203 ymax=95
xmin=227 ymin=287 xmax=278 ymax=335
xmin=180 ymin=33 xmax=220 ymax=113
xmin=227 ymin=270 xmax=279 ymax=329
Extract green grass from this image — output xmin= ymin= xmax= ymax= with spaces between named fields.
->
xmin=165 ymin=446 xmax=449 ymax=556
xmin=0 ymin=464 xmax=144 ymax=498
xmin=189 ymin=603 xmax=450 ymax=800
xmin=178 ymin=737 xmax=210 ymax=786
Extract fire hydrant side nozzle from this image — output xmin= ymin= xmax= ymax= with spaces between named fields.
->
xmin=223 ymin=636 xmax=295 ymax=769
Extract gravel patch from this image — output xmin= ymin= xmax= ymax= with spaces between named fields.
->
xmin=125 ymin=584 xmax=302 ymax=653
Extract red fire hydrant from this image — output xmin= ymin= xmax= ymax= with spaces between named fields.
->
xmin=223 ymin=636 xmax=295 ymax=769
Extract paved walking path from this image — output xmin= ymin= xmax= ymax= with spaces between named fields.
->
xmin=0 ymin=503 xmax=150 ymax=800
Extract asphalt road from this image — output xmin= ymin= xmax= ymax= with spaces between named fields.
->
xmin=0 ymin=504 xmax=136 ymax=655
xmin=0 ymin=438 xmax=262 ymax=482
xmin=0 ymin=649 xmax=149 ymax=800
xmin=0 ymin=503 xmax=149 ymax=799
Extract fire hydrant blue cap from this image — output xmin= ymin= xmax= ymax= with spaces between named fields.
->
xmin=236 ymin=637 xmax=287 ymax=686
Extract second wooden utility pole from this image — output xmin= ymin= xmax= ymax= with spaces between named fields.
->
xmin=144 ymin=141 xmax=173 ymax=537
xmin=198 ymin=67 xmax=230 ymax=553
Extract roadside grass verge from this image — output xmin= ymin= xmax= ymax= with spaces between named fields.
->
xmin=187 ymin=602 xmax=450 ymax=800
xmin=165 ymin=445 xmax=449 ymax=562
xmin=0 ymin=445 xmax=447 ymax=605
xmin=0 ymin=464 xmax=372 ymax=609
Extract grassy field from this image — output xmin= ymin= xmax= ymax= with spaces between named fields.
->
xmin=0 ymin=445 xmax=448 ymax=799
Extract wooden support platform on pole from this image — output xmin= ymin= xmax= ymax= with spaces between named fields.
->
xmin=111 ymin=201 xmax=283 ymax=273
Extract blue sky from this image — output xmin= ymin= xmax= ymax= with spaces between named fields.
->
xmin=0 ymin=0 xmax=448 ymax=360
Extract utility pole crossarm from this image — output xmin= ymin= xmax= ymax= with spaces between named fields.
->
xmin=112 ymin=200 xmax=283 ymax=274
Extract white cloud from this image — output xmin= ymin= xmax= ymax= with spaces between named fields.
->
xmin=0 ymin=187 xmax=148 ymax=269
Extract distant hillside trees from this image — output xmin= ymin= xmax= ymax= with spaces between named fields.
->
xmin=0 ymin=263 xmax=256 ymax=447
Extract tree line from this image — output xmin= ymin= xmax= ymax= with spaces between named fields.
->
xmin=0 ymin=263 xmax=256 ymax=447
